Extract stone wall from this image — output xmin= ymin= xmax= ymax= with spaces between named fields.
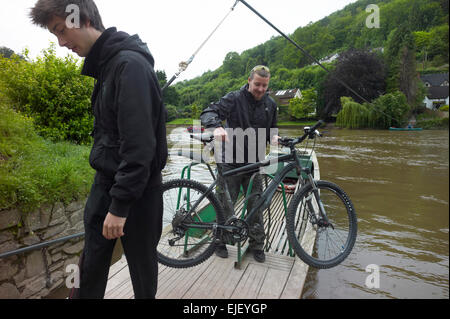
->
xmin=0 ymin=199 xmax=86 ymax=299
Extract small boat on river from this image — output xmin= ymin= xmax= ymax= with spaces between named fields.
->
xmin=389 ymin=127 xmax=423 ymax=131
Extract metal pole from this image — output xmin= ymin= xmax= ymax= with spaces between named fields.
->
xmin=0 ymin=232 xmax=84 ymax=259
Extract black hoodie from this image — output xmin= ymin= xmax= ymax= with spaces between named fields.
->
xmin=200 ymin=84 xmax=277 ymax=165
xmin=82 ymin=27 xmax=168 ymax=218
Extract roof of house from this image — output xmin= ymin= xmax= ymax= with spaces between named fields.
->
xmin=269 ymin=89 xmax=300 ymax=99
xmin=420 ymin=73 xmax=449 ymax=86
xmin=426 ymin=86 xmax=449 ymax=100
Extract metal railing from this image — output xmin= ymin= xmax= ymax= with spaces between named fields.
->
xmin=0 ymin=232 xmax=84 ymax=259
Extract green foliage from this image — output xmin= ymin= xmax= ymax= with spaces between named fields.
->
xmin=0 ymin=44 xmax=94 ymax=144
xmin=190 ymin=103 xmax=203 ymax=119
xmin=336 ymin=97 xmax=370 ymax=129
xmin=369 ymin=91 xmax=410 ymax=128
xmin=165 ymin=104 xmax=178 ymax=122
xmin=336 ymin=92 xmax=410 ymax=129
xmin=288 ymin=89 xmax=317 ymax=119
xmin=0 ymin=102 xmax=94 ymax=213
xmin=439 ymin=105 xmax=449 ymax=111
xmin=416 ymin=109 xmax=450 ymax=129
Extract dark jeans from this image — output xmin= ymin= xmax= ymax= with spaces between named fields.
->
xmin=70 ymin=173 xmax=163 ymax=299
xmin=216 ymin=164 xmax=265 ymax=250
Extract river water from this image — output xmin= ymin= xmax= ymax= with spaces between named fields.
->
xmin=164 ymin=125 xmax=449 ymax=299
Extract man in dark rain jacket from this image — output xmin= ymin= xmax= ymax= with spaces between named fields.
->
xmin=200 ymin=65 xmax=279 ymax=263
xmin=30 ymin=0 xmax=168 ymax=299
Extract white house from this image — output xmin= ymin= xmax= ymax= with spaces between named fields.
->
xmin=420 ymin=73 xmax=449 ymax=109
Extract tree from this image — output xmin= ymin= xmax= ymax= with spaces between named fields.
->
xmin=385 ymin=25 xmax=421 ymax=109
xmin=321 ymin=49 xmax=387 ymax=119
xmin=414 ymin=31 xmax=432 ymax=69
xmin=288 ymin=89 xmax=317 ymax=119
xmin=165 ymin=104 xmax=178 ymax=122
xmin=190 ymin=103 xmax=203 ymax=119
xmin=223 ymin=52 xmax=244 ymax=77
xmin=0 ymin=46 xmax=15 ymax=58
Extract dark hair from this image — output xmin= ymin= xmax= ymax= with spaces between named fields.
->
xmin=30 ymin=0 xmax=105 ymax=31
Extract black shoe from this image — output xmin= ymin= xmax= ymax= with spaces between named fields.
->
xmin=252 ymin=249 xmax=266 ymax=263
xmin=215 ymin=244 xmax=228 ymax=258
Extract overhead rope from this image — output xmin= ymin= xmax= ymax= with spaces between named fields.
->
xmin=236 ymin=0 xmax=400 ymax=125
xmin=161 ymin=0 xmax=240 ymax=92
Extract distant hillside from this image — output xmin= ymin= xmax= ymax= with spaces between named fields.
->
xmin=163 ymin=0 xmax=448 ymax=116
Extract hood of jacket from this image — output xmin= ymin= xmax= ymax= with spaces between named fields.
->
xmin=82 ymin=27 xmax=155 ymax=79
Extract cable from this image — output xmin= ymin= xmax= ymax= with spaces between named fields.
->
xmin=162 ymin=1 xmax=240 ymax=92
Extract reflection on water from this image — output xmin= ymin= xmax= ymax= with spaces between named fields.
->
xmin=166 ymin=125 xmax=449 ymax=299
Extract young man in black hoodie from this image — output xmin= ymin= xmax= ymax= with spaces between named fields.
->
xmin=30 ymin=0 xmax=168 ymax=299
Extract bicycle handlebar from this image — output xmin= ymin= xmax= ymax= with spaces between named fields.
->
xmin=279 ymin=120 xmax=324 ymax=147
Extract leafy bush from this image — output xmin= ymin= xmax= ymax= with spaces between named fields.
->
xmin=439 ymin=105 xmax=449 ymax=111
xmin=417 ymin=117 xmax=449 ymax=129
xmin=336 ymin=97 xmax=369 ymax=129
xmin=0 ymin=44 xmax=94 ymax=144
xmin=336 ymin=91 xmax=410 ymax=129
xmin=288 ymin=88 xmax=317 ymax=120
xmin=0 ymin=102 xmax=94 ymax=213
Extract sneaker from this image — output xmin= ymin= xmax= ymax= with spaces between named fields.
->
xmin=215 ymin=244 xmax=228 ymax=258
xmin=252 ymin=249 xmax=266 ymax=263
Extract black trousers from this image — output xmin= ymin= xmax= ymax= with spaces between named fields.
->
xmin=216 ymin=164 xmax=265 ymax=250
xmin=70 ymin=173 xmax=163 ymax=299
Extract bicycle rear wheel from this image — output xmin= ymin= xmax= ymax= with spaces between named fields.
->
xmin=286 ymin=180 xmax=357 ymax=269
xmin=158 ymin=179 xmax=224 ymax=268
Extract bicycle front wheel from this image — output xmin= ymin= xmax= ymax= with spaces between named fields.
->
xmin=158 ymin=179 xmax=224 ymax=268
xmin=286 ymin=180 xmax=357 ymax=269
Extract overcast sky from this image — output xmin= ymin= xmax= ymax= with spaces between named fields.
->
xmin=1 ymin=0 xmax=357 ymax=81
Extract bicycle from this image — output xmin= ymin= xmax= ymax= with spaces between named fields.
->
xmin=158 ymin=120 xmax=357 ymax=269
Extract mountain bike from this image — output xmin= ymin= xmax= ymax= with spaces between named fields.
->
xmin=158 ymin=121 xmax=357 ymax=269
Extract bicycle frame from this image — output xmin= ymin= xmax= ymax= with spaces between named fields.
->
xmin=181 ymin=149 xmax=307 ymax=232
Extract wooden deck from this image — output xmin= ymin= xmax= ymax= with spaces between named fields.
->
xmin=104 ymin=150 xmax=319 ymax=299
xmin=105 ymin=246 xmax=309 ymax=299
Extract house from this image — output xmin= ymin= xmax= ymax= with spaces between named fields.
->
xmin=269 ymin=88 xmax=302 ymax=107
xmin=311 ymin=53 xmax=339 ymax=66
xmin=420 ymin=73 xmax=449 ymax=109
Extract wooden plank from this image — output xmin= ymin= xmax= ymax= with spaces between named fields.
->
xmin=230 ymin=263 xmax=267 ymax=299
xmin=156 ymin=256 xmax=213 ymax=299
xmin=280 ymin=258 xmax=310 ymax=299
xmin=257 ymin=268 xmax=291 ymax=299
xmin=183 ymin=247 xmax=247 ymax=299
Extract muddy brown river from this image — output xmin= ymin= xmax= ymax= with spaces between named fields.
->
xmin=165 ymin=126 xmax=449 ymax=299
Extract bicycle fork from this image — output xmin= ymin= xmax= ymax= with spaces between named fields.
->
xmin=304 ymin=172 xmax=333 ymax=229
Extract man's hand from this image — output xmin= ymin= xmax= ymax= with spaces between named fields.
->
xmin=271 ymin=135 xmax=281 ymax=145
xmin=213 ymin=127 xmax=229 ymax=142
xmin=103 ymin=213 xmax=126 ymax=240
